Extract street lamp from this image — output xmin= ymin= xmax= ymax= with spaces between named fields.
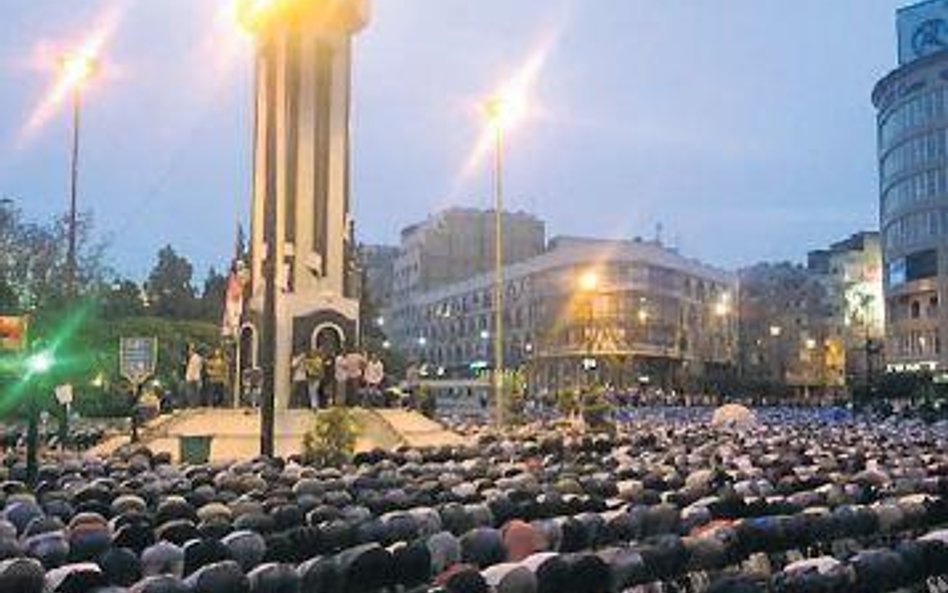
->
xmin=577 ymin=271 xmax=600 ymax=391
xmin=26 ymin=350 xmax=54 ymax=376
xmin=579 ymin=270 xmax=600 ymax=293
xmin=58 ymin=51 xmax=98 ymax=296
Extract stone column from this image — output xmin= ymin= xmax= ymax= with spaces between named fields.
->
xmin=247 ymin=1 xmax=369 ymax=410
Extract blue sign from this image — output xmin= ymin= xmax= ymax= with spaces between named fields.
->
xmin=898 ymin=1 xmax=948 ymax=65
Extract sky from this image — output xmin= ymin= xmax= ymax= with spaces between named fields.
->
xmin=0 ymin=1 xmax=909 ymax=281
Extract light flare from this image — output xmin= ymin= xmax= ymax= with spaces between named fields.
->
xmin=459 ymin=38 xmax=554 ymax=184
xmin=20 ymin=6 xmax=122 ymax=142
xmin=229 ymin=0 xmax=283 ymax=35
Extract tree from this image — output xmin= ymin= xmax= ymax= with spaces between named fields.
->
xmin=0 ymin=200 xmax=108 ymax=310
xmin=302 ymin=407 xmax=359 ymax=466
xmin=199 ymin=266 xmax=228 ymax=323
xmin=101 ymin=279 xmax=146 ymax=318
xmin=145 ymin=245 xmax=197 ymax=319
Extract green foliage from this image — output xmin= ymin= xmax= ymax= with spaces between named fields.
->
xmin=101 ymin=280 xmax=146 ymax=318
xmin=557 ymin=389 xmax=580 ymax=416
xmin=302 ymin=407 xmax=359 ymax=466
xmin=503 ymin=371 xmax=527 ymax=425
xmin=0 ymin=201 xmax=108 ymax=310
xmin=145 ymin=245 xmax=198 ymax=319
xmin=581 ymin=390 xmax=616 ymax=434
xmin=198 ymin=266 xmax=228 ymax=322
xmin=24 ymin=313 xmax=219 ymax=419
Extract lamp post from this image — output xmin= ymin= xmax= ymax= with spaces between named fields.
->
xmin=484 ymin=98 xmax=507 ymax=427
xmin=59 ymin=52 xmax=97 ymax=296
xmin=25 ymin=349 xmax=54 ymax=485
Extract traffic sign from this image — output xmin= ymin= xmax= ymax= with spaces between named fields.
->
xmin=55 ymin=384 xmax=74 ymax=406
xmin=120 ymin=337 xmax=157 ymax=385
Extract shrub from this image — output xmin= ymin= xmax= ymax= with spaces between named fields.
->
xmin=581 ymin=390 xmax=616 ymax=434
xmin=302 ymin=407 xmax=359 ymax=466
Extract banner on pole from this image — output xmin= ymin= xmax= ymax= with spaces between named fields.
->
xmin=120 ymin=337 xmax=158 ymax=386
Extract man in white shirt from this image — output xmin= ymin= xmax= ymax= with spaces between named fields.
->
xmin=363 ymin=355 xmax=385 ymax=407
xmin=185 ymin=347 xmax=204 ymax=407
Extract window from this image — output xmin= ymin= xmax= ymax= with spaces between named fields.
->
xmin=906 ymin=248 xmax=938 ymax=282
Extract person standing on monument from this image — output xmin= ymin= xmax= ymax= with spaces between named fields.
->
xmin=205 ymin=348 xmax=228 ymax=407
xmin=291 ymin=351 xmax=308 ymax=408
xmin=364 ymin=354 xmax=385 ymax=407
xmin=345 ymin=351 xmax=365 ymax=406
xmin=184 ymin=345 xmax=204 ymax=408
xmin=304 ymin=348 xmax=325 ymax=409
xmin=334 ymin=352 xmax=349 ymax=406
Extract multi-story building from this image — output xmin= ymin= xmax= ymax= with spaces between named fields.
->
xmin=807 ymin=232 xmax=885 ymax=383
xmin=387 ymin=207 xmax=545 ymax=354
xmin=738 ymin=263 xmax=844 ymax=398
xmin=392 ymin=236 xmax=737 ymax=395
xmin=873 ymin=1 xmax=948 ymax=372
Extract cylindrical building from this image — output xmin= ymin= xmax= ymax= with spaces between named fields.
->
xmin=873 ymin=48 xmax=948 ymax=371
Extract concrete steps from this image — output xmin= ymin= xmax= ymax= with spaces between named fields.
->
xmin=89 ymin=407 xmax=461 ymax=462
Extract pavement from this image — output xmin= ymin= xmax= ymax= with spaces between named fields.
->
xmin=89 ymin=407 xmax=461 ymax=462
xmin=372 ymin=408 xmax=465 ymax=448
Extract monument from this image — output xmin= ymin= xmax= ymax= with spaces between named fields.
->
xmin=239 ymin=0 xmax=369 ymax=421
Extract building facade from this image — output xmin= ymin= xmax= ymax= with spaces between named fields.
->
xmin=389 ymin=236 xmax=737 ymax=396
xmin=873 ymin=2 xmax=948 ymax=373
xmin=387 ymin=207 xmax=545 ymax=355
xmin=807 ymin=232 xmax=885 ymax=383
xmin=738 ymin=263 xmax=844 ymax=398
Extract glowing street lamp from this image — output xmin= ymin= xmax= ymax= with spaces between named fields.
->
xmin=578 ymin=270 xmax=600 ymax=293
xmin=27 ymin=351 xmax=54 ymax=376
xmin=484 ymin=84 xmax=532 ymax=429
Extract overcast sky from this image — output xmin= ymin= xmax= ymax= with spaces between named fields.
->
xmin=0 ymin=1 xmax=907 ymax=280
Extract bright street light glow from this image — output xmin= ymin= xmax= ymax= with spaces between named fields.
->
xmin=457 ymin=35 xmax=555 ymax=186
xmin=60 ymin=52 xmax=97 ymax=89
xmin=21 ymin=5 xmax=120 ymax=142
xmin=27 ymin=351 xmax=54 ymax=375
xmin=483 ymin=91 xmax=528 ymax=136
xmin=578 ymin=270 xmax=600 ymax=292
xmin=232 ymin=0 xmax=282 ymax=33
xmin=769 ymin=325 xmax=782 ymax=337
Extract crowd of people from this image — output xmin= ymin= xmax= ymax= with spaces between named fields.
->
xmin=0 ymin=406 xmax=944 ymax=592
xmin=172 ymin=345 xmax=388 ymax=413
